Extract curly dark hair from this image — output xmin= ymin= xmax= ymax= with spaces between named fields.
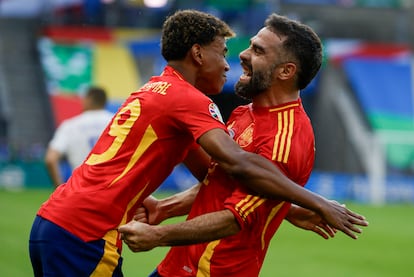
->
xmin=161 ymin=10 xmax=235 ymax=61
xmin=265 ymin=14 xmax=323 ymax=90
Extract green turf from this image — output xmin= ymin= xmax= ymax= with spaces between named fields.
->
xmin=1 ymin=188 xmax=413 ymax=276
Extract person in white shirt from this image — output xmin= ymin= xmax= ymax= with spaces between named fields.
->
xmin=45 ymin=86 xmax=114 ymax=187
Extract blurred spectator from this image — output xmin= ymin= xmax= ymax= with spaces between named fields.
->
xmin=44 ymin=86 xmax=113 ymax=187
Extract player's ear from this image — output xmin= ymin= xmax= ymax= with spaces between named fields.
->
xmin=190 ymin=44 xmax=203 ymax=66
xmin=277 ymin=62 xmax=296 ymax=80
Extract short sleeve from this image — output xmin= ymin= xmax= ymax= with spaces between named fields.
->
xmin=174 ymin=88 xmax=227 ymax=141
xmin=223 ymin=186 xmax=261 ymax=229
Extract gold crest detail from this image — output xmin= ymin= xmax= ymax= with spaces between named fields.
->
xmin=236 ymin=123 xmax=254 ymax=148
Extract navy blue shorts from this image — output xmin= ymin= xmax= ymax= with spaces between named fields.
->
xmin=29 ymin=215 xmax=123 ymax=276
xmin=148 ymin=268 xmax=162 ymax=277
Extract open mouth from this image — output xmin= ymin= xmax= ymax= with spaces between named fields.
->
xmin=240 ymin=63 xmax=252 ymax=81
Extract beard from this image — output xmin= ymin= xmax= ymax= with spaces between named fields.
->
xmin=235 ymin=66 xmax=274 ymax=101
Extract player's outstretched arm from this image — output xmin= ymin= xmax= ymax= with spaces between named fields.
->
xmin=119 ymin=209 xmax=239 ymax=252
xmin=198 ymin=129 xmax=368 ymax=239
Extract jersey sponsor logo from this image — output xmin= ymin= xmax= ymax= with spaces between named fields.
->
xmin=208 ymin=103 xmax=224 ymax=123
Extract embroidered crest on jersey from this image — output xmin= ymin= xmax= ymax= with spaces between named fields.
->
xmin=236 ymin=122 xmax=254 ymax=148
xmin=208 ymin=103 xmax=224 ymax=123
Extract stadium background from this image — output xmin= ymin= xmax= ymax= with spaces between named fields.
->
xmin=0 ymin=0 xmax=414 ymax=205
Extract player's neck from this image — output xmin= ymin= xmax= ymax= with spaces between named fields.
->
xmin=253 ymin=86 xmax=299 ymax=107
xmin=167 ymin=61 xmax=197 ymax=86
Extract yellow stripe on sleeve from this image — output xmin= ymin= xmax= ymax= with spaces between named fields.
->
xmin=272 ymin=109 xmax=295 ymax=163
xmin=283 ymin=109 xmax=294 ymax=163
xmin=235 ymin=195 xmax=266 ymax=221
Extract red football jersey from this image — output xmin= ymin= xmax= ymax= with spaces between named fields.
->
xmin=157 ymin=99 xmax=315 ymax=277
xmin=37 ymin=66 xmax=227 ymax=243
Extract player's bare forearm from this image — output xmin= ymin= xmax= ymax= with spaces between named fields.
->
xmin=119 ymin=209 xmax=239 ymax=252
xmin=198 ymin=129 xmax=324 ymax=208
xmin=157 ymin=209 xmax=239 ymax=246
xmin=44 ymin=149 xmax=63 ymax=188
xmin=46 ymin=163 xmax=62 ymax=188
xmin=148 ymin=183 xmax=202 ymax=224
xmin=198 ymin=129 xmax=369 ymax=239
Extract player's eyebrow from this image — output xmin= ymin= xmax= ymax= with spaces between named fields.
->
xmin=251 ymin=41 xmax=265 ymax=53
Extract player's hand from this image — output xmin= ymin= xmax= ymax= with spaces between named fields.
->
xmin=133 ymin=195 xmax=164 ymax=225
xmin=286 ymin=205 xmax=336 ymax=239
xmin=132 ymin=206 xmax=148 ymax=223
xmin=119 ymin=221 xmax=159 ymax=252
xmin=319 ymin=200 xmax=368 ymax=239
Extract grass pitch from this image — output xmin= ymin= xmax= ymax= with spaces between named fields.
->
xmin=1 ymin=188 xmax=413 ymax=276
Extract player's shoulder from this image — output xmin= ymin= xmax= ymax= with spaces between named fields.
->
xmin=97 ymin=110 xmax=114 ymax=118
xmin=230 ymin=103 xmax=251 ymax=116
xmin=165 ymin=79 xmax=213 ymax=108
xmin=58 ymin=113 xmax=83 ymax=128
